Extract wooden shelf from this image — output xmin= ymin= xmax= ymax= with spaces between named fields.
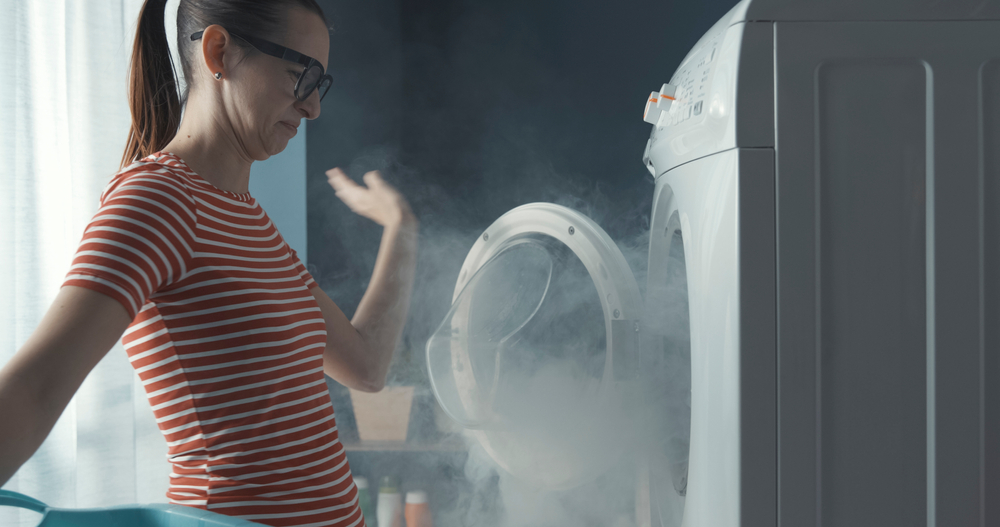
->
xmin=342 ymin=438 xmax=467 ymax=452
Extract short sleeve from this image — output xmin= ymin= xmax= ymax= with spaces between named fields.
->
xmin=289 ymin=246 xmax=319 ymax=290
xmin=62 ymin=171 xmax=198 ymax=320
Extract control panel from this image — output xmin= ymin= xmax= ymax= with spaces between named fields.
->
xmin=663 ymin=37 xmax=719 ymax=128
xmin=671 ymin=44 xmax=716 ymax=123
xmin=642 ymin=17 xmax=747 ymax=177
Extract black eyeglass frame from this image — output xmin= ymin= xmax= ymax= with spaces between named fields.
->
xmin=190 ymin=29 xmax=332 ymax=102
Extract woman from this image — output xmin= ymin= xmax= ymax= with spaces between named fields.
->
xmin=0 ymin=0 xmax=416 ymax=525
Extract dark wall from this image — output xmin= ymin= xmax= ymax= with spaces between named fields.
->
xmin=306 ymin=0 xmax=739 ymax=386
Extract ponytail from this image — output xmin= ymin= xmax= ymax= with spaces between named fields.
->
xmin=121 ymin=0 xmax=182 ymax=169
xmin=121 ymin=0 xmax=329 ymax=169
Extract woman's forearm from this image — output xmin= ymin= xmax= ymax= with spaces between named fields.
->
xmin=0 ymin=286 xmax=131 ymax=485
xmin=0 ymin=366 xmax=66 ymax=486
xmin=350 ymin=214 xmax=419 ymax=388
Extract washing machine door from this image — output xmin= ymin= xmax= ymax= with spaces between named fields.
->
xmin=427 ymin=203 xmax=643 ymax=490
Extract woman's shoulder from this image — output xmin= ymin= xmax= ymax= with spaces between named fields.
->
xmin=102 ymin=152 xmax=198 ymax=211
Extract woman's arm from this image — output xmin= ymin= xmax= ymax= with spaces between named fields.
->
xmin=0 ymin=285 xmax=132 ymax=486
xmin=319 ymin=169 xmax=418 ymax=392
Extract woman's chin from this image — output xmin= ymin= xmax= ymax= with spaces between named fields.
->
xmin=263 ymin=138 xmax=290 ymax=158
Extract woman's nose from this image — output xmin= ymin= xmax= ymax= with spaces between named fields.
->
xmin=298 ymin=91 xmax=322 ymax=120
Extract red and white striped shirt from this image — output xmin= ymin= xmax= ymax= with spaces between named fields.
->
xmin=62 ymin=151 xmax=364 ymax=527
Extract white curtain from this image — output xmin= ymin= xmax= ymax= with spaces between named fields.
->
xmin=0 ymin=1 xmax=181 ymax=524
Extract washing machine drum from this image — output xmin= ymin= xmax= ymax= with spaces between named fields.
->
xmin=427 ymin=203 xmax=643 ymax=490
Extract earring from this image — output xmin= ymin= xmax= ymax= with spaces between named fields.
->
xmin=214 ymin=72 xmax=222 ymax=80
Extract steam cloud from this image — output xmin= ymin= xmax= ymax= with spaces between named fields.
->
xmin=308 ymin=144 xmax=691 ymax=526
xmin=304 ymin=0 xmax=713 ymax=523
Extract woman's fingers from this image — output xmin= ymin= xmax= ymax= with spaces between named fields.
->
xmin=362 ymin=171 xmax=382 ymax=188
xmin=324 ymin=168 xmax=412 ymax=227
xmin=326 ymin=169 xmax=367 ymax=214
xmin=326 ymin=168 xmax=361 ymax=193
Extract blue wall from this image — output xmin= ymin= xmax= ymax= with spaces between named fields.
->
xmin=250 ymin=127 xmax=308 ymax=262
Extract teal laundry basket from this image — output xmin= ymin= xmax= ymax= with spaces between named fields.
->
xmin=0 ymin=490 xmax=265 ymax=526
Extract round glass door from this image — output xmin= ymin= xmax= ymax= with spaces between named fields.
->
xmin=427 ymin=203 xmax=643 ymax=490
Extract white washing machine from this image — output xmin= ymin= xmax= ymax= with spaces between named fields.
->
xmin=428 ymin=1 xmax=1000 ymax=526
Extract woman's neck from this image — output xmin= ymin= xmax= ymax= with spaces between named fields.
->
xmin=161 ymin=98 xmax=254 ymax=194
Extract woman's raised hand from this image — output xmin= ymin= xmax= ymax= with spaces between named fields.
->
xmin=321 ymin=167 xmax=419 ymax=392
xmin=326 ymin=168 xmax=415 ymax=228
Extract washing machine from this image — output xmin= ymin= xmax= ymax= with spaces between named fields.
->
xmin=428 ymin=0 xmax=1000 ymax=526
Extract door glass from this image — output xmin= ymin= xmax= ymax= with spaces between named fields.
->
xmin=427 ymin=238 xmax=553 ymax=427
xmin=427 ymin=234 xmax=609 ymax=434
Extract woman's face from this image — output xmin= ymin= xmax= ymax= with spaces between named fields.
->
xmin=211 ymin=7 xmax=330 ymax=160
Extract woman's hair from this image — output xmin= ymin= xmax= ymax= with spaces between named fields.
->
xmin=121 ymin=0 xmax=328 ymax=169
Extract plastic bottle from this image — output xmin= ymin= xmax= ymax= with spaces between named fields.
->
xmin=355 ymin=477 xmax=373 ymax=527
xmin=404 ymin=490 xmax=433 ymax=527
xmin=376 ymin=476 xmax=403 ymax=527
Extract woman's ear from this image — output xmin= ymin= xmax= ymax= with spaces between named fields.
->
xmin=199 ymin=24 xmax=231 ymax=80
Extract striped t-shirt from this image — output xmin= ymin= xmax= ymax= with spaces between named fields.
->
xmin=62 ymin=152 xmax=364 ymax=527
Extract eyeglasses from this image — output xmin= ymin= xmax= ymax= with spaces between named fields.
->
xmin=191 ymin=29 xmax=332 ymax=102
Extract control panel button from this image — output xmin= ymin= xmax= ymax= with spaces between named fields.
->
xmin=693 ymin=100 xmax=703 ymax=116
xmin=644 ymin=83 xmax=678 ymax=126
xmin=643 ymin=91 xmax=662 ymax=125
xmin=657 ymin=83 xmax=677 ymax=111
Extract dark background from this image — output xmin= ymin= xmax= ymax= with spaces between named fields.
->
xmin=306 ymin=0 xmax=736 ymax=384
xmin=304 ymin=0 xmax=738 ymax=522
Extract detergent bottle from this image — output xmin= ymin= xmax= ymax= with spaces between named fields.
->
xmin=376 ymin=476 xmax=403 ymax=527
xmin=404 ymin=490 xmax=433 ymax=527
